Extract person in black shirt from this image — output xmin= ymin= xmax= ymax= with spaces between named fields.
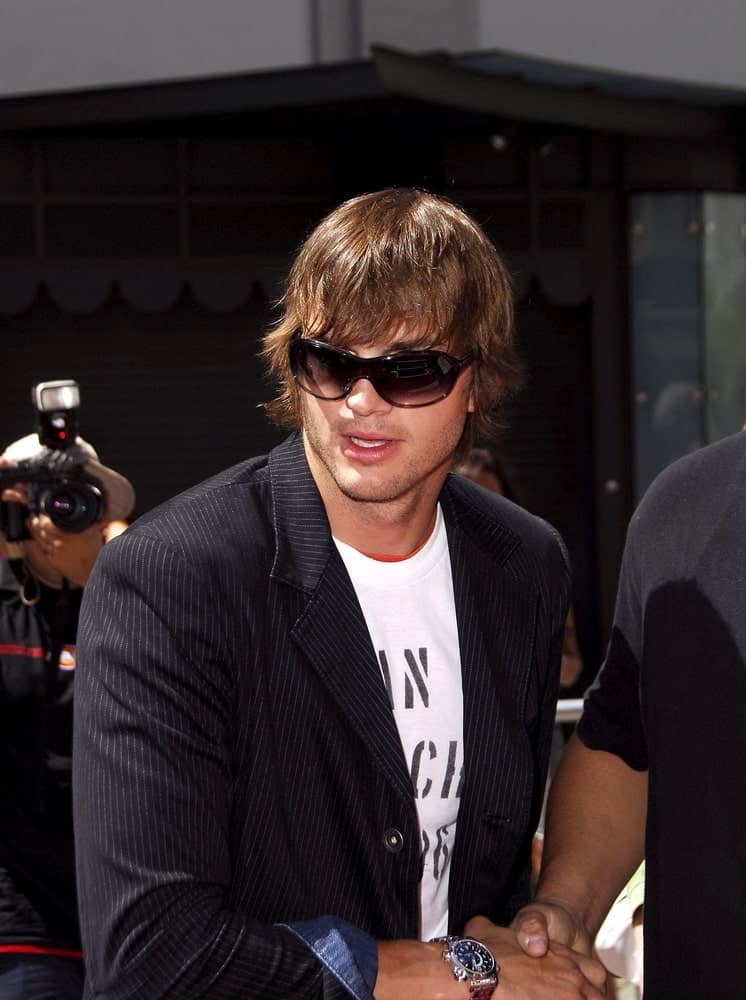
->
xmin=0 ymin=432 xmax=134 ymax=1000
xmin=513 ymin=430 xmax=746 ymax=998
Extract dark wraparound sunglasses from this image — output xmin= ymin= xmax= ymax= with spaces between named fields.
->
xmin=289 ymin=338 xmax=474 ymax=408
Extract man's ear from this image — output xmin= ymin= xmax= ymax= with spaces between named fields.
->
xmin=466 ymin=378 xmax=477 ymax=414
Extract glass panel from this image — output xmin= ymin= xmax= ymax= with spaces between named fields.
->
xmin=702 ymin=194 xmax=746 ymax=443
xmin=629 ymin=194 xmax=704 ymax=500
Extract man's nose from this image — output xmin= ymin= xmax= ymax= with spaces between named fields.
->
xmin=344 ymin=377 xmax=392 ymax=414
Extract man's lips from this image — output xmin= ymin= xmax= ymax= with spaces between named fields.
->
xmin=339 ymin=427 xmax=398 ymax=443
xmin=340 ymin=431 xmax=400 ymax=460
xmin=349 ymin=435 xmax=389 ymax=449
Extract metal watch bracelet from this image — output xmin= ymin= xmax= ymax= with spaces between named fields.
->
xmin=430 ymin=934 xmax=499 ymax=999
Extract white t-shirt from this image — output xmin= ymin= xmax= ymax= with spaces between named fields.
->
xmin=334 ymin=506 xmax=463 ymax=939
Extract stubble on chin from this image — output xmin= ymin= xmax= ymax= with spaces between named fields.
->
xmin=301 ymin=397 xmax=464 ymax=514
xmin=303 ymin=422 xmax=415 ymax=509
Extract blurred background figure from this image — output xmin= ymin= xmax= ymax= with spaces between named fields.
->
xmin=454 ymin=445 xmax=516 ymax=500
xmin=0 ymin=428 xmax=135 ymax=1000
xmin=559 ymin=603 xmax=583 ymax=691
xmin=102 ymin=512 xmax=137 ymax=543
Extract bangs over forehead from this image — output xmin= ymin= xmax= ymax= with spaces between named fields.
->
xmin=286 ymin=189 xmax=494 ymax=354
xmin=261 ymin=187 xmax=521 ymax=438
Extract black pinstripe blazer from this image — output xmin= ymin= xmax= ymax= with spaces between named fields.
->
xmin=73 ymin=431 xmax=570 ymax=999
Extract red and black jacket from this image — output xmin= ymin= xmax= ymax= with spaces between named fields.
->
xmin=0 ymin=556 xmax=82 ymax=957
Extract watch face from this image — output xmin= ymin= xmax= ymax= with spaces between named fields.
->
xmin=452 ymin=938 xmax=496 ymax=976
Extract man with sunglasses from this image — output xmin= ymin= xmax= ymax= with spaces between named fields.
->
xmin=73 ymin=188 xmax=607 ymax=999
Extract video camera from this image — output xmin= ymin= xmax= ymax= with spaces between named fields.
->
xmin=0 ymin=380 xmax=105 ymax=541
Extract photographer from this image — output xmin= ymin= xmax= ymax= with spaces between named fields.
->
xmin=0 ymin=430 xmax=134 ymax=1000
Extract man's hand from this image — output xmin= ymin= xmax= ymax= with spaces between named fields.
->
xmin=375 ymin=939 xmax=464 ymax=999
xmin=510 ymin=901 xmax=592 ymax=958
xmin=464 ymin=915 xmax=607 ymax=998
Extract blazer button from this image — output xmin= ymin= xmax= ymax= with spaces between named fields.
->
xmin=383 ymin=828 xmax=404 ymax=853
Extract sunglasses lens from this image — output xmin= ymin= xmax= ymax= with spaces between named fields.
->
xmin=376 ymin=355 xmax=454 ymax=405
xmin=291 ymin=340 xmax=467 ymax=407
xmin=292 ymin=341 xmax=350 ymax=399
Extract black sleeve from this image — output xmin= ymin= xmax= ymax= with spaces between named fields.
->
xmin=576 ymin=515 xmax=648 ymax=771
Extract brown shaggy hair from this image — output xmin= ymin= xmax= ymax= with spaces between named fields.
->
xmin=261 ymin=187 xmax=523 ymax=446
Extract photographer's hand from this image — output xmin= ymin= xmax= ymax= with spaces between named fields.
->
xmin=0 ymin=458 xmax=26 ymax=505
xmin=27 ymin=513 xmax=106 ymax=587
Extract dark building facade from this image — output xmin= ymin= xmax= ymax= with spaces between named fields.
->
xmin=2 ymin=49 xmax=744 ymax=686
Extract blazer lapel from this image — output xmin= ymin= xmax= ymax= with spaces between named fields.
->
xmin=447 ymin=512 xmax=538 ymax=812
xmin=292 ymin=554 xmax=415 ymax=805
xmin=269 ymin=433 xmax=414 ymax=806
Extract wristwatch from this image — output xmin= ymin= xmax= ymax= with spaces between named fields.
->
xmin=432 ymin=934 xmax=499 ymax=999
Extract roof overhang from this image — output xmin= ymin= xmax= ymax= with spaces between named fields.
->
xmin=0 ymin=45 xmax=744 ymax=136
xmin=0 ymin=61 xmax=387 ymax=131
xmin=371 ymin=45 xmax=746 ymax=138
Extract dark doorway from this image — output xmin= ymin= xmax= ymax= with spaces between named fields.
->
xmin=491 ymin=284 xmax=600 ymax=684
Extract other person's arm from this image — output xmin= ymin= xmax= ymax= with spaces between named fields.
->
xmin=512 ymin=734 xmax=647 ymax=957
xmin=514 ymin=495 xmax=650 ymax=959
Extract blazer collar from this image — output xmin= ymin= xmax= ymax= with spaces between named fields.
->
xmin=439 ymin=473 xmax=522 ymax=567
xmin=440 ymin=473 xmax=540 ymax=752
xmin=268 ymin=434 xmax=529 ymax=589
xmin=268 ymin=432 xmax=334 ymax=593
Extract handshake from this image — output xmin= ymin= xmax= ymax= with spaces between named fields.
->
xmin=459 ymin=909 xmax=608 ymax=999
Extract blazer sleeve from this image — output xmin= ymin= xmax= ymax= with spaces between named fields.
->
xmin=73 ymin=530 xmax=370 ymax=1000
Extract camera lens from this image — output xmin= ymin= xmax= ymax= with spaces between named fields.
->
xmin=39 ymin=480 xmax=105 ymax=533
